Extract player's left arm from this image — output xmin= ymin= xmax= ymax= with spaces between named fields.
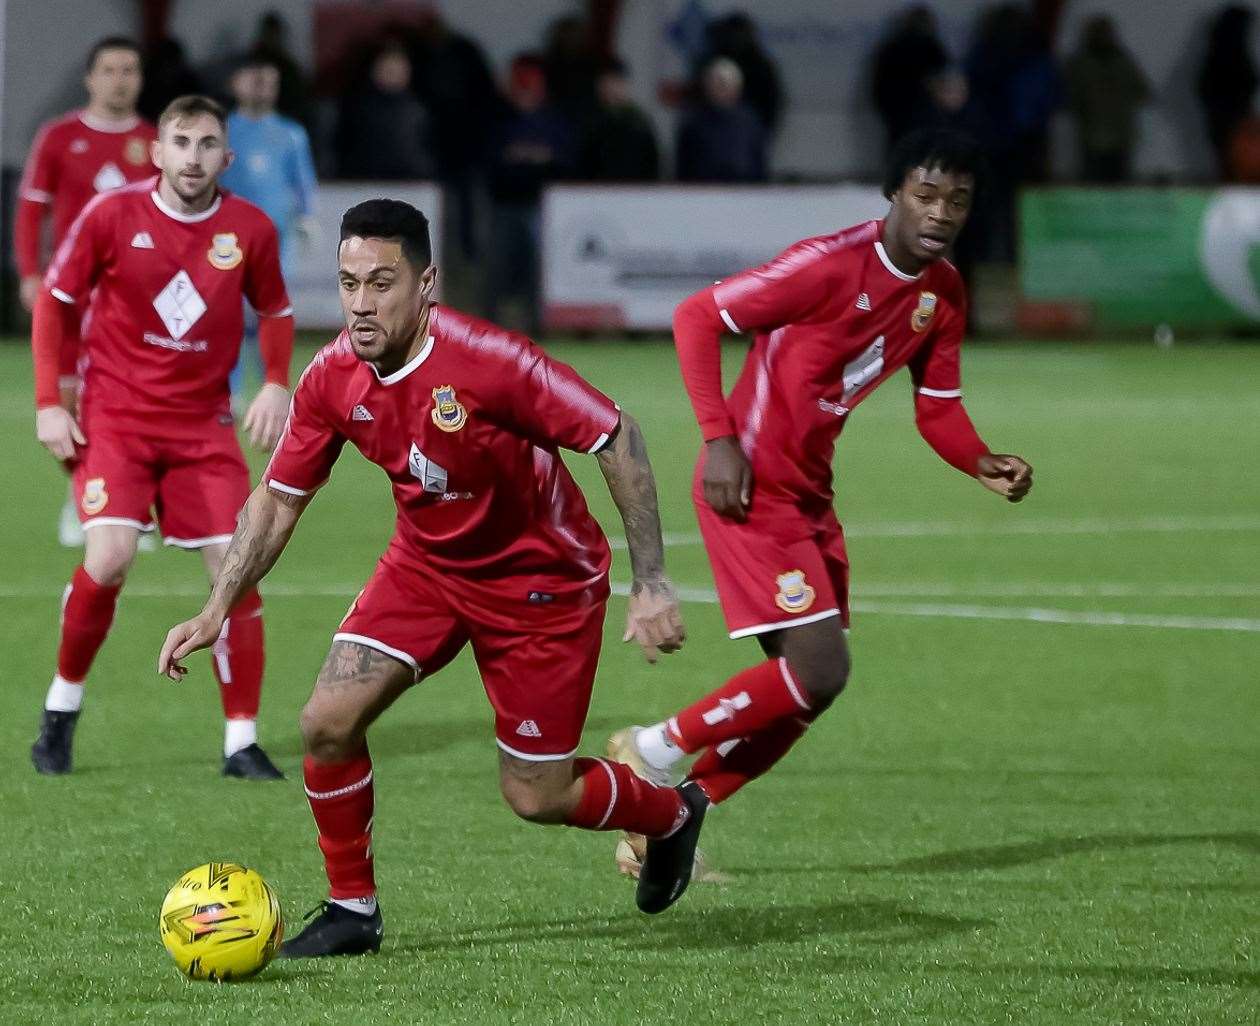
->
xmin=595 ymin=412 xmax=686 ymax=664
xmin=242 ymin=216 xmax=296 ymax=450
xmin=910 ymin=294 xmax=1033 ymax=503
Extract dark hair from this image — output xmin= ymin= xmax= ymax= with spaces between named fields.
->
xmin=234 ymin=50 xmax=282 ymax=75
xmin=340 ymin=199 xmax=432 ymax=269
xmin=86 ymin=36 xmax=141 ymax=72
xmin=158 ymin=95 xmax=228 ymax=134
xmin=882 ymin=128 xmax=986 ymax=199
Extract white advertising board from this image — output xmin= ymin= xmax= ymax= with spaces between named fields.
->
xmin=542 ymin=184 xmax=886 ymax=331
xmin=288 ymin=181 xmax=443 ymax=330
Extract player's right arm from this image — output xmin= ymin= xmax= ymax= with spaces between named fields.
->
xmin=15 ymin=121 xmax=57 ymax=311
xmin=159 ymin=483 xmax=310 ymax=679
xmin=674 ymin=237 xmax=834 ymax=521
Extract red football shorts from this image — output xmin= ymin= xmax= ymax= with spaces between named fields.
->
xmin=73 ymin=416 xmax=250 ymax=548
xmin=694 ymin=485 xmax=850 ymax=639
xmin=334 ymin=541 xmax=606 ymax=761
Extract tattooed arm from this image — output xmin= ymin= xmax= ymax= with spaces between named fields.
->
xmin=158 ymin=483 xmax=310 ymax=679
xmin=595 ymin=412 xmax=686 ymax=663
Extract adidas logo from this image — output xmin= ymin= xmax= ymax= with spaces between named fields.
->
xmin=351 ymin=404 xmax=373 ymax=421
xmin=515 ymin=720 xmax=542 ymax=738
xmin=855 ymin=292 xmax=872 ymax=311
xmin=131 ymin=232 xmax=154 ymax=249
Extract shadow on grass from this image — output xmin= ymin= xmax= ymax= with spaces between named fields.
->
xmin=848 ymin=832 xmax=1260 ymax=873
xmin=389 ymin=899 xmax=990 ymax=956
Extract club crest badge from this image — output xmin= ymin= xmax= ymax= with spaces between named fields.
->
xmin=81 ymin=477 xmax=109 ymax=515
xmin=774 ymin=569 xmax=816 ymax=613
xmin=125 ymin=136 xmax=149 ymax=165
xmin=911 ymin=291 xmax=938 ymax=332
xmin=207 ymin=233 xmax=243 ymax=270
xmin=430 ymin=385 xmax=467 ymax=432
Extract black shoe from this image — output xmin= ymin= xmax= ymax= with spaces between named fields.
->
xmin=280 ymin=901 xmax=384 ymax=958
xmin=636 ymin=781 xmax=709 ymax=915
xmin=31 ymin=709 xmax=79 ymax=775
xmin=223 ymin=743 xmax=286 ymax=780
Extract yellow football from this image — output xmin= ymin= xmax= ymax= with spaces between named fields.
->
xmin=159 ymin=862 xmax=283 ymax=981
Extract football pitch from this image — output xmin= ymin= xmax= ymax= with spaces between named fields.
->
xmin=0 ymin=335 xmax=1256 ymax=1024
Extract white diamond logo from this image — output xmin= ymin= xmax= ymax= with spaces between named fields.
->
xmin=93 ymin=161 xmax=125 ymax=193
xmin=407 ymin=442 xmax=448 ymax=494
xmin=152 ymin=271 xmax=207 ymax=341
xmin=131 ymin=232 xmax=154 ymax=249
xmin=351 ymin=404 xmax=374 ymax=422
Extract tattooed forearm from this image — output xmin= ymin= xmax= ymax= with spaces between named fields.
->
xmin=204 ymin=483 xmax=307 ymax=619
xmin=596 ymin=412 xmax=667 ymax=586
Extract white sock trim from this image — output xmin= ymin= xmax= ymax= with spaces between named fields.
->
xmin=594 ymin=758 xmax=618 ymax=829
xmin=305 ymin=771 xmax=373 ymax=801
xmin=45 ymin=675 xmax=84 ymax=713
xmin=778 ymin=657 xmax=812 ymax=711
xmin=637 ymin=722 xmax=684 ymax=772
xmin=331 ymin=896 xmax=377 ymax=916
xmin=224 ymin=718 xmax=257 ymax=757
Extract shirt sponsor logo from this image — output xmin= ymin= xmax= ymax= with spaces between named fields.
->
xmin=92 ymin=161 xmax=126 ymax=193
xmin=430 ymin=385 xmax=467 ymax=432
xmin=407 ymin=442 xmax=449 ymax=493
xmin=911 ymin=291 xmax=938 ymax=332
xmin=131 ymin=232 xmax=154 ymax=249
xmin=207 ymin=233 xmax=243 ymax=270
xmin=126 ymin=137 xmax=149 ymax=165
xmin=152 ymin=271 xmax=206 ymax=340
xmin=774 ymin=569 xmax=816 ymax=614
xmin=855 ymin=292 xmax=872 ymax=311
xmin=143 ymin=332 xmax=208 ymax=353
xmin=81 ymin=477 xmax=108 ymax=515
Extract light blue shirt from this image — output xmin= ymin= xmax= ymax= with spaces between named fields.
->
xmin=222 ymin=110 xmax=316 ymax=248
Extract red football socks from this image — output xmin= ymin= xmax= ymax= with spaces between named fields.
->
xmin=211 ymin=590 xmax=264 ymax=720
xmin=566 ymin=757 xmax=688 ymax=838
xmin=56 ymin=565 xmax=121 ymax=683
xmin=686 ymin=716 xmax=811 ymax=804
xmin=304 ymin=752 xmax=376 ymax=899
xmin=666 ymin=658 xmax=812 ymax=753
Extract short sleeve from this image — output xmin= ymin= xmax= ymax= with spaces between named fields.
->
xmin=44 ymin=196 xmax=111 ymax=303
xmin=497 ymin=340 xmax=621 ymax=453
xmin=18 ymin=123 xmax=57 ymax=204
xmin=244 ymin=216 xmax=292 ymax=317
xmin=264 ymin=365 xmax=346 ymax=495
xmin=710 ymin=237 xmax=835 ymax=335
xmin=909 ymin=294 xmax=966 ymax=397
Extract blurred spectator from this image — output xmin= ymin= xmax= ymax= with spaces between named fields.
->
xmin=137 ymin=37 xmax=203 ymax=122
xmin=335 ymin=44 xmax=433 ymax=180
xmin=543 ymin=15 xmax=601 ymax=127
xmin=676 ymin=58 xmax=767 ymax=183
xmin=249 ymin=10 xmax=312 ymax=127
xmin=408 ymin=10 xmax=498 ymax=258
xmin=579 ymin=59 xmax=660 ymax=181
xmin=1065 ymin=16 xmax=1149 ymax=183
xmin=873 ymin=6 xmax=950 ymax=151
xmin=705 ymin=12 xmax=783 ymax=136
xmin=485 ymin=54 xmax=575 ymax=334
xmin=1198 ymin=5 xmax=1258 ymax=179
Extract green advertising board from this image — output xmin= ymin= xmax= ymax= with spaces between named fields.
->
xmin=1020 ymin=188 xmax=1260 ymax=329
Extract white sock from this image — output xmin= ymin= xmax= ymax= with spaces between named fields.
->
xmin=636 ymin=722 xmax=684 ymax=772
xmin=332 ymin=896 xmax=377 ymax=916
xmin=45 ymin=675 xmax=84 ymax=713
xmin=224 ymin=718 xmax=257 ymax=757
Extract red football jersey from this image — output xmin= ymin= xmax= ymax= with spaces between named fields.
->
xmin=266 ymin=306 xmax=621 ymax=602
xmin=45 ymin=178 xmax=291 ymax=438
xmin=706 ymin=219 xmax=968 ymax=506
xmin=17 ymin=111 xmax=157 ymax=277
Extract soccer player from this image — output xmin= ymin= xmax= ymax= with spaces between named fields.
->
xmin=607 ymin=128 xmax=1035 ymax=912
xmin=221 ymin=52 xmax=317 ymax=393
xmin=158 ymin=199 xmax=691 ymax=957
xmin=15 ymin=37 xmax=157 ymax=547
xmin=30 ymin=95 xmax=295 ymax=780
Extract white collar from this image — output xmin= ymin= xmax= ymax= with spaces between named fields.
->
xmin=372 ymin=336 xmax=435 ymax=385
xmin=150 ymin=189 xmax=222 ymax=223
xmin=874 ymin=240 xmax=922 ymax=281
xmin=79 ymin=111 xmax=140 ymax=133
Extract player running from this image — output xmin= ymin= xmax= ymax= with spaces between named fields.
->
xmin=30 ymin=95 xmax=295 ymax=780
xmin=159 ymin=199 xmax=692 ymax=957
xmin=15 ymin=36 xmax=157 ymax=547
xmin=607 ymin=128 xmax=1034 ymax=912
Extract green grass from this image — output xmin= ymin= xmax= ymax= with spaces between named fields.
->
xmin=0 ymin=335 xmax=1256 ymax=1025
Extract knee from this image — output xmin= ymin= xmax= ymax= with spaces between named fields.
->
xmin=499 ymin=776 xmax=568 ymax=825
xmin=299 ymin=702 xmax=363 ymax=763
xmin=790 ymin=645 xmax=851 ymax=707
xmin=82 ymin=539 xmax=136 ymax=587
